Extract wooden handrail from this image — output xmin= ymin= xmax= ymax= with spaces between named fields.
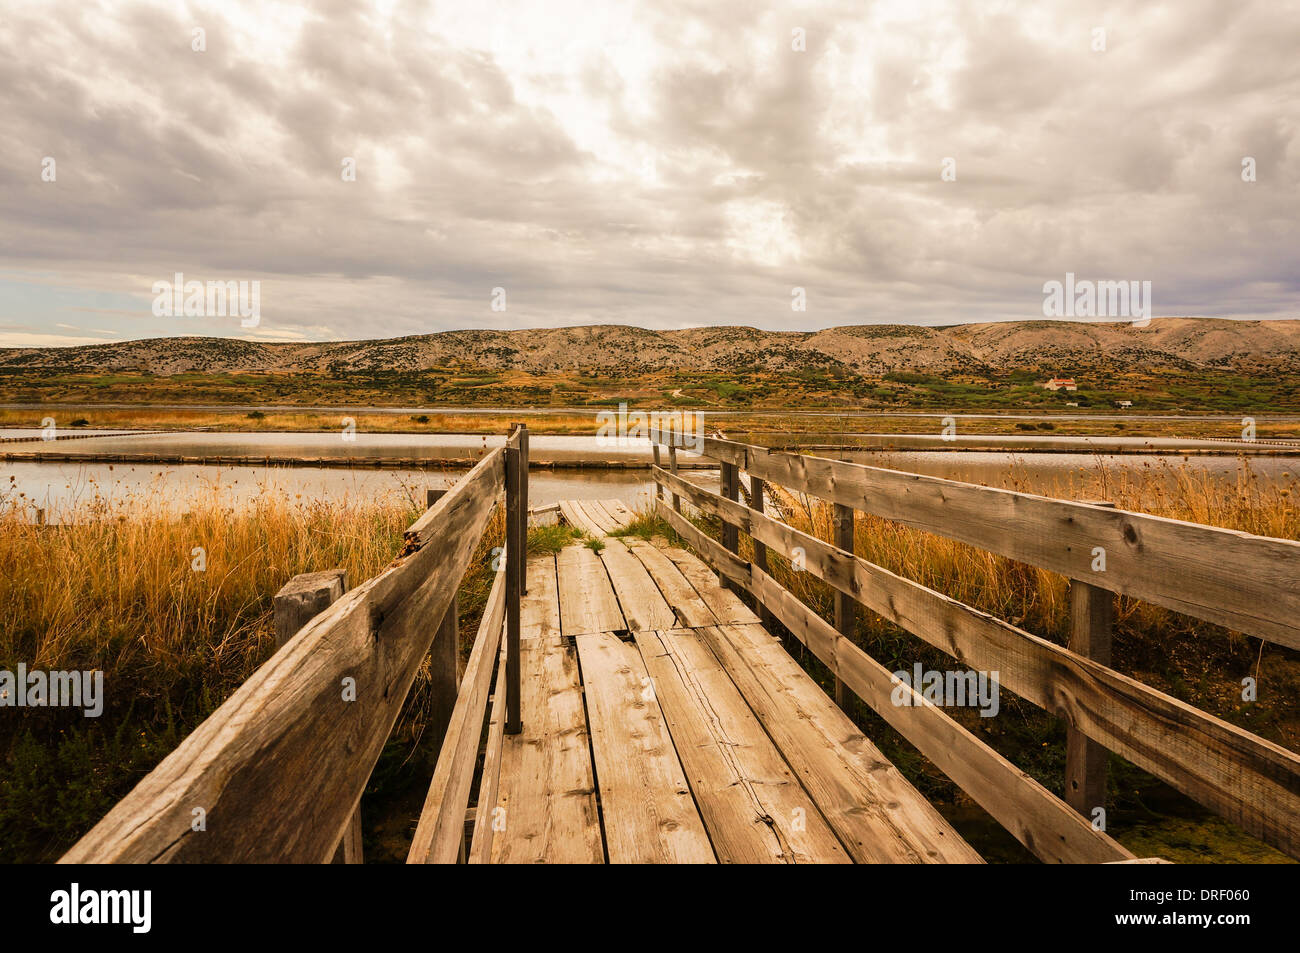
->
xmin=654 ymin=464 xmax=1300 ymax=859
xmin=650 ymin=429 xmax=1300 ymax=648
xmin=60 ymin=447 xmax=508 ymax=864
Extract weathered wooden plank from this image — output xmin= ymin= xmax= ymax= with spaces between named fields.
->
xmin=621 ymin=538 xmax=718 ymax=628
xmin=559 ymin=500 xmax=607 ymax=538
xmin=583 ymin=499 xmax=619 ymax=530
xmin=575 ymin=632 xmax=716 ymax=864
xmin=719 ymin=461 xmax=739 ymax=594
xmin=740 ymin=444 xmax=1300 ymax=648
xmin=654 ymin=429 xmax=746 ymax=468
xmin=505 ymin=440 xmax=523 ymax=735
xmin=699 ymin=622 xmax=983 ymax=863
xmin=573 ymin=500 xmax=617 ymax=535
xmin=408 ymin=572 xmax=507 ymax=864
xmin=598 ymin=538 xmax=676 ymax=632
xmin=658 ymin=465 xmax=1300 ymax=860
xmin=661 ymin=543 xmax=759 ymax=625
xmin=602 ymin=499 xmax=638 ymax=529
xmin=556 ymin=544 xmax=626 ymax=636
xmin=633 ymin=629 xmax=849 ymax=864
xmin=62 ymin=449 xmax=505 ymax=863
xmin=520 ymin=553 xmax=561 ymax=641
xmin=832 ymin=502 xmax=855 ymax=712
xmin=1066 ymin=565 xmax=1115 ymax=822
xmin=668 ymin=445 xmax=681 ymax=513
xmin=747 ymin=570 xmax=1131 ymax=864
xmin=492 ymin=561 xmax=603 ymax=863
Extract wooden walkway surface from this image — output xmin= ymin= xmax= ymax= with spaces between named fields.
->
xmin=482 ymin=500 xmax=981 ymax=864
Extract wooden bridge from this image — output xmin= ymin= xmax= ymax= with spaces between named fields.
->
xmin=61 ymin=425 xmax=1300 ymax=864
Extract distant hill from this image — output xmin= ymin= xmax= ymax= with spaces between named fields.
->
xmin=3 ymin=318 xmax=1299 ymax=378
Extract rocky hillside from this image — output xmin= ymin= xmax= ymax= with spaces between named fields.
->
xmin=3 ymin=318 xmax=1298 ymax=377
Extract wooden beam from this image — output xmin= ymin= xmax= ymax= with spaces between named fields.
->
xmin=505 ymin=437 xmax=523 ymax=735
xmin=1066 ymin=499 xmax=1117 ymax=823
xmin=467 ymin=640 xmax=508 ymax=864
xmin=833 ymin=502 xmax=855 ymax=712
xmin=575 ymin=631 xmax=715 ymax=863
xmin=739 ymin=443 xmax=1300 ymax=648
xmin=749 ymin=473 xmax=777 ymax=637
xmin=720 ymin=460 xmax=739 ymax=593
xmin=408 ymin=572 xmax=507 ymax=864
xmin=667 ymin=444 xmax=681 ymax=513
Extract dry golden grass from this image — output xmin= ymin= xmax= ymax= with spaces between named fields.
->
xmin=0 ymin=407 xmax=605 ymax=435
xmin=0 ymin=487 xmax=418 ymax=700
xmin=0 ymin=481 xmax=506 ymax=862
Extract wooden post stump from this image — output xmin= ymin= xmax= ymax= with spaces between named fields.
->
xmin=273 ymin=570 xmax=347 ymax=650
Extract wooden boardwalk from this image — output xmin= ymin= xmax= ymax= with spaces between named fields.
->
xmin=484 ymin=513 xmax=980 ymax=864
xmin=63 ymin=425 xmax=1300 ymax=866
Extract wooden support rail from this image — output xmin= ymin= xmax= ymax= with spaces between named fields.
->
xmin=407 ymin=571 xmax=508 ymax=864
xmin=505 ymin=426 xmax=524 ymax=734
xmin=61 ymin=437 xmax=518 ymax=864
xmin=649 ymin=440 xmax=1300 ymax=861
xmin=651 ymin=430 xmax=1300 ymax=649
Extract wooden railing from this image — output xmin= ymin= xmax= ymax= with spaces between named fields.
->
xmin=648 ymin=429 xmax=1300 ymax=863
xmin=61 ymin=426 xmax=530 ymax=864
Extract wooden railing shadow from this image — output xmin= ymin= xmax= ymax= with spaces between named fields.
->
xmin=649 ymin=428 xmax=1300 ymax=864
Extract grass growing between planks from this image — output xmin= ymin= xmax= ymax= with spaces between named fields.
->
xmin=608 ymin=511 xmax=682 ymax=544
xmin=0 ymin=484 xmax=505 ymax=864
xmin=528 ymin=523 xmax=587 ymax=554
xmin=666 ymin=460 xmax=1300 ymax=862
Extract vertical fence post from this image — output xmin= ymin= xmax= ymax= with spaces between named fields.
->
xmin=668 ymin=436 xmax=681 ymax=514
xmin=750 ymin=473 xmax=778 ymax=634
xmin=429 ymin=592 xmax=460 ymax=742
xmin=512 ymin=426 xmax=522 ymax=595
xmin=505 ymin=429 xmax=523 ymax=735
xmin=1066 ymin=500 xmax=1116 ymax=823
xmin=651 ymin=440 xmax=663 ymax=501
xmin=720 ymin=460 xmax=739 ymax=593
xmin=832 ymin=503 xmax=856 ymax=712
xmin=426 ymin=487 xmax=446 ymax=509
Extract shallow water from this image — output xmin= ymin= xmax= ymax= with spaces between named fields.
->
xmin=4 ymin=439 xmax=1295 ymax=522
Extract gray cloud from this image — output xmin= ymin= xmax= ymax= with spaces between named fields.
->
xmin=0 ymin=0 xmax=1297 ymax=346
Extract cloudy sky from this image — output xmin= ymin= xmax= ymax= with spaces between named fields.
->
xmin=1 ymin=0 xmax=1297 ymax=346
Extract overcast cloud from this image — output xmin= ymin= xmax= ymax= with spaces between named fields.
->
xmin=0 ymin=0 xmax=1297 ymax=346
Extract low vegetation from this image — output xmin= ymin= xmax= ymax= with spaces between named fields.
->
xmin=2 ymin=458 xmax=1297 ymax=863
xmin=0 ymin=485 xmax=508 ymax=863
